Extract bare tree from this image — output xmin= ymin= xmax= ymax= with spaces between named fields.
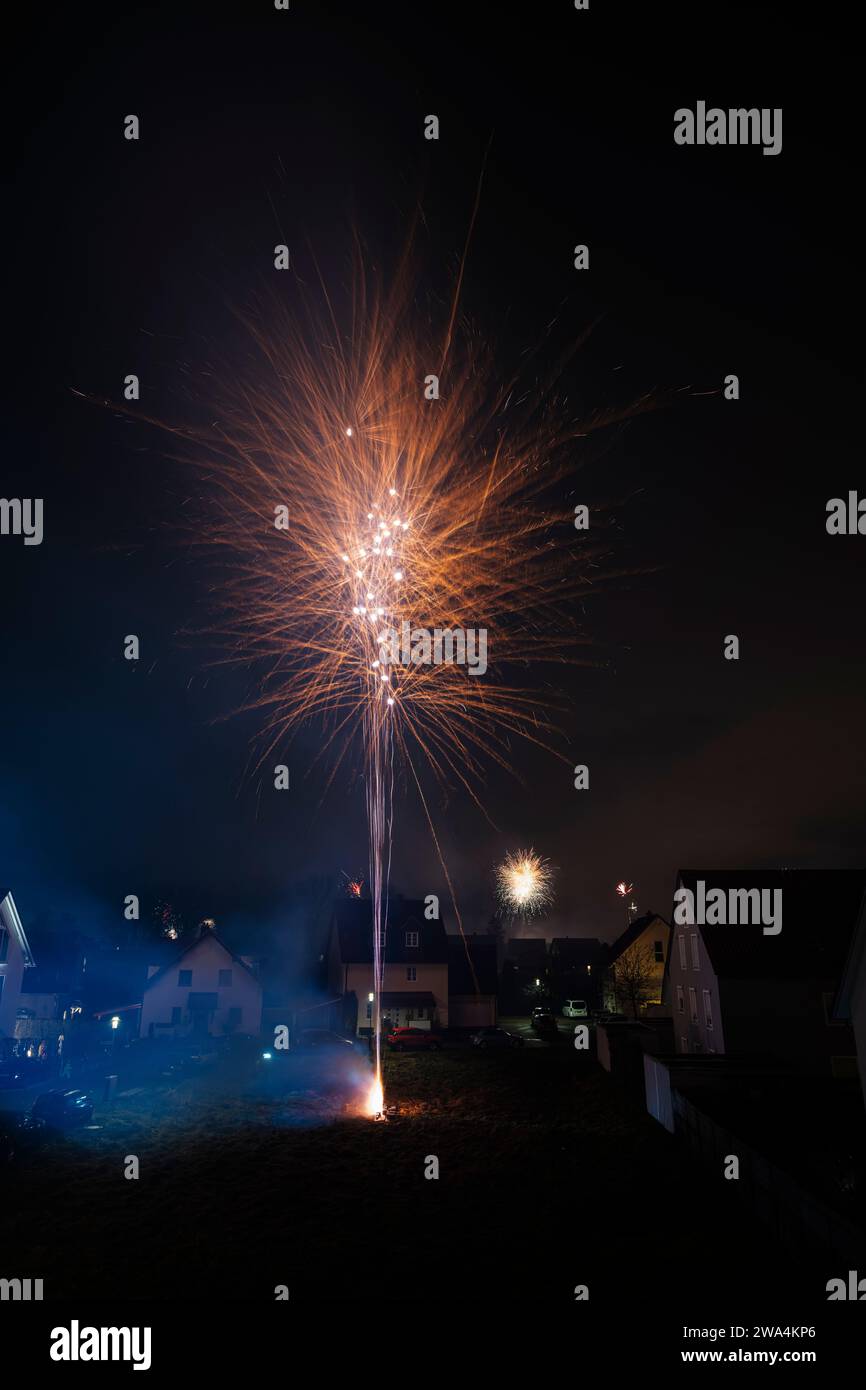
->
xmin=613 ymin=940 xmax=659 ymax=1019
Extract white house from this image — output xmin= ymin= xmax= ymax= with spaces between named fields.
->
xmin=328 ymin=898 xmax=449 ymax=1034
xmin=139 ymin=926 xmax=262 ymax=1040
xmin=0 ymin=891 xmax=35 ymax=1053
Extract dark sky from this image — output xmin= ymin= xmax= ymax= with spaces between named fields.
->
xmin=4 ymin=2 xmax=863 ymax=949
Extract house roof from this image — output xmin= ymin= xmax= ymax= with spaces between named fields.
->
xmin=447 ymin=934 xmax=498 ymax=995
xmin=549 ymin=936 xmax=604 ymax=965
xmin=331 ymin=898 xmax=448 ymax=964
xmin=674 ymin=870 xmax=866 ymax=982
xmin=504 ymin=937 xmax=547 ymax=964
xmin=0 ymin=892 xmax=35 ymax=968
xmin=606 ymin=912 xmax=668 ymax=966
xmin=143 ymin=929 xmax=259 ymax=991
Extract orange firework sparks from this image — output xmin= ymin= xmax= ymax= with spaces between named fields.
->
xmin=97 ymin=232 xmax=655 ymax=1115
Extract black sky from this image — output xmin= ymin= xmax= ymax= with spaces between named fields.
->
xmin=4 ymin=2 xmax=863 ymax=948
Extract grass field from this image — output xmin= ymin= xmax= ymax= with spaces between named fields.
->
xmin=2 ymin=1042 xmax=806 ymax=1303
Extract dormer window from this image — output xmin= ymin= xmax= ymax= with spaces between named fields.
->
xmin=405 ymin=930 xmax=420 ymax=948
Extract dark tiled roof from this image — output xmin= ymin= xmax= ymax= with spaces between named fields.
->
xmin=447 ymin=934 xmax=498 ymax=994
xmin=550 ymin=937 xmax=603 ymax=965
xmin=676 ymin=870 xmax=866 ymax=982
xmin=332 ymin=898 xmax=448 ymax=963
xmin=504 ymin=937 xmax=547 ymax=964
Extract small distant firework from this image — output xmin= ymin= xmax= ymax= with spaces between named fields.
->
xmin=615 ymin=881 xmax=634 ymax=899
xmin=341 ymin=872 xmax=365 ymax=898
xmin=496 ymin=849 xmax=555 ymax=918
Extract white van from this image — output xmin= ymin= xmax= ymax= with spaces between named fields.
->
xmin=562 ymin=999 xmax=588 ymax=1018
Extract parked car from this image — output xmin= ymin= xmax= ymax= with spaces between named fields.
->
xmin=0 ymin=1112 xmax=48 ymax=1164
xmin=386 ymin=1027 xmax=443 ymax=1052
xmin=531 ymin=1012 xmax=559 ymax=1038
xmin=30 ymin=1089 xmax=94 ymax=1129
xmin=530 ymin=1007 xmax=555 ymax=1028
xmin=562 ymin=999 xmax=588 ymax=1018
xmin=469 ymin=1027 xmax=524 ymax=1050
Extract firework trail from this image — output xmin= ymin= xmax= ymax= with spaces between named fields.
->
xmin=100 ymin=231 xmax=654 ymax=1113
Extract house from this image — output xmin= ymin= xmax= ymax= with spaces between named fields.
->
xmin=501 ymin=937 xmax=548 ymax=1009
xmin=328 ymin=897 xmax=449 ymax=1034
xmin=549 ymin=936 xmax=604 ymax=1009
xmin=833 ymin=890 xmax=866 ymax=1110
xmin=0 ymin=891 xmax=36 ymax=1057
xmin=664 ymin=869 xmax=863 ymax=1074
xmin=448 ymin=933 xmax=498 ymax=1028
xmin=139 ymin=923 xmax=262 ymax=1039
xmin=603 ymin=911 xmax=670 ymax=1016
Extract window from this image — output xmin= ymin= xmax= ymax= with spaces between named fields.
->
xmin=378 ymin=932 xmax=386 ymax=948
xmin=688 ymin=986 xmax=698 ymax=1023
xmin=406 ymin=966 xmax=417 ymax=981
xmin=677 ymin=935 xmax=687 ymax=969
xmin=178 ymin=969 xmax=192 ymax=986
xmin=690 ymin=935 xmax=700 ymax=970
xmin=0 ymin=927 xmax=8 ymax=963
xmin=702 ymin=989 xmax=713 ymax=1030
xmin=218 ymin=969 xmax=233 ymax=987
xmin=680 ymin=1035 xmax=688 ymax=1054
xmin=653 ymin=940 xmax=664 ymax=963
xmin=676 ymin=985 xmax=685 ymax=1014
xmin=227 ymin=1007 xmax=242 ymax=1026
xmin=171 ymin=1007 xmax=182 ymax=1024
xmin=366 ymin=1001 xmax=372 ymax=1020
xmin=405 ymin=930 xmax=419 ymax=948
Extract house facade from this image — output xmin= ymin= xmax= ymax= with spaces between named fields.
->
xmin=0 ymin=892 xmax=36 ymax=1056
xmin=139 ymin=926 xmax=262 ymax=1039
xmin=664 ymin=869 xmax=863 ymax=1073
xmin=328 ymin=898 xmax=449 ymax=1034
xmin=603 ymin=912 xmax=670 ymax=1016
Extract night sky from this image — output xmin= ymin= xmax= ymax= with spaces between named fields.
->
xmin=5 ymin=3 xmax=863 ymax=950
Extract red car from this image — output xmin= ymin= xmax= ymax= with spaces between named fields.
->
xmin=385 ymin=1027 xmax=443 ymax=1052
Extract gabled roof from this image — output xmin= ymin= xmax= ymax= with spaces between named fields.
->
xmin=447 ymin=934 xmax=498 ymax=994
xmin=607 ymin=912 xmax=668 ymax=966
xmin=674 ymin=870 xmax=866 ymax=982
xmin=0 ymin=892 xmax=36 ymax=967
xmin=143 ymin=929 xmax=259 ymax=992
xmin=331 ymin=898 xmax=448 ymax=964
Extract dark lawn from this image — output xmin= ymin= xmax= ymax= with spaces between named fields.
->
xmin=2 ymin=1043 xmax=810 ymax=1303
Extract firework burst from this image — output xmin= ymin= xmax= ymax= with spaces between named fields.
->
xmin=102 ymin=232 xmax=653 ymax=1113
xmin=496 ymin=849 xmax=555 ymax=919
